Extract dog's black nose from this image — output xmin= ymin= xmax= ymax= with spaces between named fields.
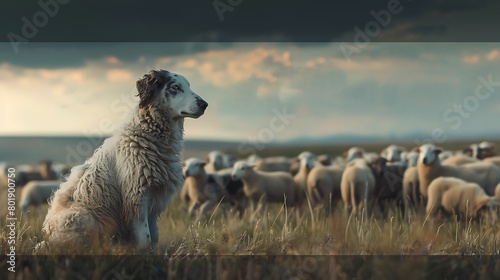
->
xmin=197 ymin=98 xmax=208 ymax=110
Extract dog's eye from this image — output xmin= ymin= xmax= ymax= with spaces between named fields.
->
xmin=172 ymin=85 xmax=180 ymax=91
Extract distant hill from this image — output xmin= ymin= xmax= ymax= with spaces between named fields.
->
xmin=0 ymin=136 xmax=241 ymax=165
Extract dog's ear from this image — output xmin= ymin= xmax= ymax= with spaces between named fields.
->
xmin=136 ymin=70 xmax=169 ymax=108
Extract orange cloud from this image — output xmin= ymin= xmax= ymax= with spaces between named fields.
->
xmin=486 ymin=49 xmax=499 ymax=61
xmin=107 ymin=69 xmax=133 ymax=82
xmin=462 ymin=55 xmax=480 ymax=64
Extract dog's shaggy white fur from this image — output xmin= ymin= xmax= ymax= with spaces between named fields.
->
xmin=42 ymin=69 xmax=207 ymax=249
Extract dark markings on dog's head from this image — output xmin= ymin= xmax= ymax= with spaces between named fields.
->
xmin=136 ymin=69 xmax=172 ymax=108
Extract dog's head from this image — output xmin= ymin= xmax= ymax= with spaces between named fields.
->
xmin=136 ymin=69 xmax=208 ymax=118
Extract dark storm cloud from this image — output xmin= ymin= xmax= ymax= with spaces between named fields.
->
xmin=0 ymin=42 xmax=231 ymax=69
xmin=1 ymin=0 xmax=499 ymax=43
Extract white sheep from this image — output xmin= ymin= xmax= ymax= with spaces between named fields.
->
xmin=417 ymin=144 xmax=500 ymax=197
xmin=306 ymin=163 xmax=344 ymax=209
xmin=20 ymin=180 xmax=61 ymax=212
xmin=231 ymin=161 xmax=297 ymax=217
xmin=182 ymin=158 xmax=244 ymax=221
xmin=402 ymin=166 xmax=422 ymax=214
xmin=221 ymin=154 xmax=237 ymax=169
xmin=380 ymin=145 xmax=406 ymax=162
xmin=403 ymin=150 xmax=420 ymax=167
xmin=344 ymin=147 xmax=365 ymax=162
xmin=438 ymin=150 xmax=455 ymax=162
xmin=205 ymin=151 xmax=224 ymax=172
xmin=482 ymin=156 xmax=500 ymax=167
xmin=254 ymin=156 xmax=294 ymax=173
xmin=293 ymin=151 xmax=316 ymax=205
xmin=340 ymin=158 xmax=376 ymax=216
xmin=441 ymin=155 xmax=478 ymax=166
xmin=426 ymin=177 xmax=500 ymax=221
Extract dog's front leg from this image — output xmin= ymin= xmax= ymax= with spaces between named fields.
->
xmin=133 ymin=202 xmax=152 ymax=248
xmin=148 ymin=214 xmax=159 ymax=248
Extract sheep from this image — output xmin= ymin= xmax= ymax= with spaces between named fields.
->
xmin=482 ymin=156 xmax=500 ymax=167
xmin=402 ymin=166 xmax=422 ymax=214
xmin=363 ymin=152 xmax=380 ymax=164
xmin=306 ymin=163 xmax=344 ymax=210
xmin=293 ymin=151 xmax=316 ymax=205
xmin=207 ymin=168 xmax=246 ymax=218
xmin=221 ymin=154 xmax=237 ymax=169
xmin=417 ymin=144 xmax=500 ymax=198
xmin=340 ymin=158 xmax=376 ymax=217
xmin=316 ymin=154 xmax=332 ymax=166
xmin=182 ymin=158 xmax=244 ymax=221
xmin=369 ymin=157 xmax=406 ymax=215
xmin=426 ymin=177 xmax=500 ymax=222
xmin=479 ymin=141 xmax=496 ymax=158
xmin=15 ymin=160 xmax=60 ymax=188
xmin=463 ymin=142 xmax=496 ymax=159
xmin=205 ymin=151 xmax=224 ymax=172
xmin=441 ymin=155 xmax=478 ymax=166
xmin=344 ymin=147 xmax=365 ymax=162
xmin=380 ymin=145 xmax=406 ymax=162
xmin=254 ymin=156 xmax=294 ymax=173
xmin=231 ymin=161 xmax=297 ymax=218
xmin=438 ymin=150 xmax=455 ymax=162
xmin=403 ymin=150 xmax=419 ymax=167
xmin=19 ymin=180 xmax=61 ymax=212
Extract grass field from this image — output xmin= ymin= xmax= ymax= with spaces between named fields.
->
xmin=1 ymin=140 xmax=500 ymax=279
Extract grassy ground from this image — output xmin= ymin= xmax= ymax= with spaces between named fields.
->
xmin=1 ymin=140 xmax=500 ymax=278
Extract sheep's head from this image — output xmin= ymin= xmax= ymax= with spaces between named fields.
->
xmin=231 ymin=161 xmax=255 ymax=180
xmin=382 ymin=145 xmax=405 ymax=162
xmin=207 ymin=151 xmax=224 ymax=170
xmin=345 ymin=147 xmax=365 ymax=162
xmin=417 ymin=144 xmax=442 ymax=166
xmin=297 ymin=151 xmax=316 ymax=171
xmin=136 ymin=69 xmax=208 ymax=119
xmin=474 ymin=197 xmax=500 ymax=223
xmin=183 ymin=158 xmax=206 ymax=177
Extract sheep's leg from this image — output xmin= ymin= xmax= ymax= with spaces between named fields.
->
xmin=188 ymin=202 xmax=200 ymax=218
xmin=196 ymin=199 xmax=217 ymax=222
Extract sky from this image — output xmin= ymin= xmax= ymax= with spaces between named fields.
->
xmin=1 ymin=42 xmax=500 ymax=142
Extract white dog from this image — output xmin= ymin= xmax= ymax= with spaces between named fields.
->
xmin=42 ymin=69 xmax=207 ymax=250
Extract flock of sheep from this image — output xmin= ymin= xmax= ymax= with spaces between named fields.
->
xmin=3 ymin=141 xmax=500 ymax=224
xmin=180 ymin=141 xmax=500 ymax=223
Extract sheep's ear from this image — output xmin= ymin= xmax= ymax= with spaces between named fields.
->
xmin=181 ymin=162 xmax=186 ymax=167
xmin=412 ymin=147 xmax=420 ymax=153
xmin=248 ymin=164 xmax=256 ymax=169
xmin=136 ymin=70 xmax=168 ymax=108
xmin=293 ymin=157 xmax=300 ymax=163
xmin=463 ymin=147 xmax=472 ymax=156
xmin=200 ymin=162 xmax=207 ymax=168
xmin=434 ymin=147 xmax=443 ymax=155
